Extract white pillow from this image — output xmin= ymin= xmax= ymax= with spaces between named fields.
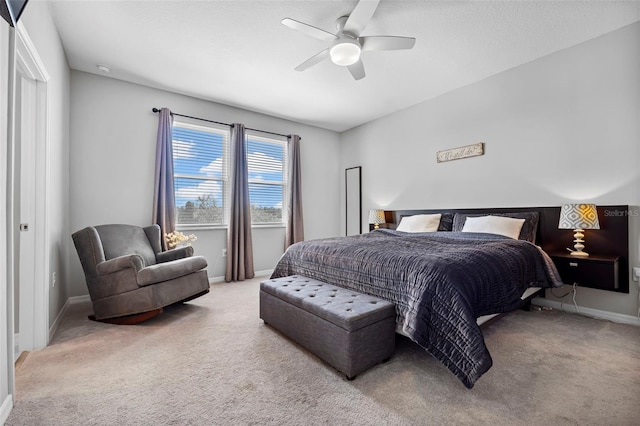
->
xmin=461 ymin=215 xmax=525 ymax=239
xmin=396 ymin=214 xmax=442 ymax=233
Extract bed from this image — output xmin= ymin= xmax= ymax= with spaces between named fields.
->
xmin=271 ymin=210 xmax=564 ymax=388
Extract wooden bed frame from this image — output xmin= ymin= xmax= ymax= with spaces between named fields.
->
xmin=375 ymin=205 xmax=630 ymax=293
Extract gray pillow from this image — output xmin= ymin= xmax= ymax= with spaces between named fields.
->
xmin=438 ymin=212 xmax=454 ymax=231
xmin=452 ymin=212 xmax=540 ymax=243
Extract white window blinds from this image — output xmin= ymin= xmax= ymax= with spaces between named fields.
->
xmin=172 ymin=122 xmax=229 ymax=226
xmin=246 ymin=133 xmax=288 ymax=225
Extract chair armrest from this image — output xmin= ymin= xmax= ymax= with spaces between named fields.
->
xmin=137 ymin=255 xmax=208 ymax=287
xmin=96 ymin=254 xmax=145 ymax=275
xmin=156 ymin=246 xmax=194 ymax=263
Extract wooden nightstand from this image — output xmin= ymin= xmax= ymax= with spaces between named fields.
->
xmin=550 ymin=253 xmax=621 ymax=292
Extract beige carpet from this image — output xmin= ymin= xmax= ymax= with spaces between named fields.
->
xmin=6 ymin=276 xmax=640 ymax=425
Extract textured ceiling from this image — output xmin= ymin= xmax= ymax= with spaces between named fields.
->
xmin=49 ymin=0 xmax=640 ymax=132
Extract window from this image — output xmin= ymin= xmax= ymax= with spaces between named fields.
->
xmin=246 ymin=133 xmax=287 ymax=225
xmin=172 ymin=122 xmax=229 ymax=226
xmin=172 ymin=122 xmax=288 ymax=227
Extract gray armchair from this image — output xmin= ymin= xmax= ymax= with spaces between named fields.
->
xmin=72 ymin=224 xmax=210 ymax=324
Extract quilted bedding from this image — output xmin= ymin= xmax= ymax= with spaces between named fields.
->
xmin=271 ymin=229 xmax=562 ymax=388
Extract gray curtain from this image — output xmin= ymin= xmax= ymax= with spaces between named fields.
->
xmin=152 ymin=107 xmax=175 ymax=251
xmin=225 ymin=123 xmax=255 ymax=282
xmin=285 ymin=134 xmax=304 ymax=247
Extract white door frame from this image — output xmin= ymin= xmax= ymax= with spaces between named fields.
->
xmin=7 ymin=22 xmax=50 ymax=358
xmin=1 ymin=21 xmax=15 ymax=422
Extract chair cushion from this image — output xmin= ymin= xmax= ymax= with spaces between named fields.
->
xmin=137 ymin=256 xmax=208 ymax=286
xmin=96 ymin=224 xmax=158 ymax=267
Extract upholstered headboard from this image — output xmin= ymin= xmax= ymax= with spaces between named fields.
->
xmin=379 ymin=205 xmax=629 ymax=290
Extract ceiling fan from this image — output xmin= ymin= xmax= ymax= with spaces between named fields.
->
xmin=281 ymin=0 xmax=416 ymax=80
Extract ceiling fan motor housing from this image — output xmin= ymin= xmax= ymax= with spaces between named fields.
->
xmin=330 ymin=37 xmax=361 ymax=66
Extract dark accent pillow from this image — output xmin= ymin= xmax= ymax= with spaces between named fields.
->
xmin=438 ymin=212 xmax=454 ymax=231
xmin=452 ymin=212 xmax=540 ymax=243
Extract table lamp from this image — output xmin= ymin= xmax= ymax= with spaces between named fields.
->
xmin=558 ymin=204 xmax=600 ymax=257
xmin=368 ymin=209 xmax=386 ymax=229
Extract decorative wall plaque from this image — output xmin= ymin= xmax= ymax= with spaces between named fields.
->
xmin=436 ymin=142 xmax=484 ymax=163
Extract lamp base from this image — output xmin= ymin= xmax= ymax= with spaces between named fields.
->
xmin=571 ymin=228 xmax=589 ymax=257
xmin=570 ymin=250 xmax=589 ymax=257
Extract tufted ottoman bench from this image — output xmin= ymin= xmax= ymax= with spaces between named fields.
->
xmin=260 ymin=275 xmax=396 ymax=379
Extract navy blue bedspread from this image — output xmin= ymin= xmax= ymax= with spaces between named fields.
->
xmin=271 ymin=229 xmax=562 ymax=388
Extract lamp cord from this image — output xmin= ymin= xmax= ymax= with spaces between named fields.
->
xmin=572 ymin=282 xmax=580 ymax=314
xmin=550 ymin=287 xmax=572 ymax=299
xmin=551 ymin=283 xmax=579 ymax=314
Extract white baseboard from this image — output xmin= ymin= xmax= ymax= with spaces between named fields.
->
xmin=0 ymin=394 xmax=13 ymax=425
xmin=254 ymin=269 xmax=273 ymax=278
xmin=48 ymin=295 xmax=91 ymax=343
xmin=68 ymin=295 xmax=91 ymax=305
xmin=209 ymin=269 xmax=273 ymax=285
xmin=533 ymin=297 xmax=640 ymax=326
xmin=48 ymin=299 xmax=69 ymax=344
xmin=209 ymin=275 xmax=225 ymax=284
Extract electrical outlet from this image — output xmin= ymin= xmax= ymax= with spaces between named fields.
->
xmin=633 ymin=267 xmax=640 ymax=282
xmin=52 ymin=272 xmax=56 ymax=287
xmin=222 ymin=248 xmax=227 ymax=257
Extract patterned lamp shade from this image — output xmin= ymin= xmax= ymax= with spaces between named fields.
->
xmin=368 ymin=209 xmax=386 ymax=225
xmin=558 ymin=204 xmax=600 ymax=230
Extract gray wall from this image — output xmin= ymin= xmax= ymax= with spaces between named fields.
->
xmin=69 ymin=71 xmax=341 ymax=295
xmin=340 ymin=22 xmax=640 ymax=317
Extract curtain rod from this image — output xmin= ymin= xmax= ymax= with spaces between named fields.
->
xmin=151 ymin=107 xmax=294 ymax=139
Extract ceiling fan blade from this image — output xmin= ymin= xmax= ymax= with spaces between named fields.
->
xmin=347 ymin=59 xmax=366 ymax=80
xmin=343 ymin=0 xmax=380 ymax=36
xmin=361 ymin=36 xmax=416 ymax=51
xmin=281 ymin=18 xmax=338 ymax=42
xmin=295 ymin=48 xmax=331 ymax=72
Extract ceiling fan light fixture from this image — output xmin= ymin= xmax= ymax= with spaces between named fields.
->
xmin=283 ymin=0 xmax=414 ymax=79
xmin=330 ymin=39 xmax=361 ymax=66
